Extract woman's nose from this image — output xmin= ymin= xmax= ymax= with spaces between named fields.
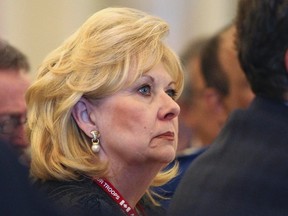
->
xmin=158 ymin=93 xmax=180 ymax=120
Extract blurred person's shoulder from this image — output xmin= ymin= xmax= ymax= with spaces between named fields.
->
xmin=0 ymin=139 xmax=63 ymax=216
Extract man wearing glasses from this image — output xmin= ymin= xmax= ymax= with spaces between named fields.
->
xmin=0 ymin=39 xmax=30 ymax=165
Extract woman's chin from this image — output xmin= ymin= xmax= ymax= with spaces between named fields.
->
xmin=154 ymin=147 xmax=176 ymax=164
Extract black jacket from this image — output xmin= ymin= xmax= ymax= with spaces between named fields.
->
xmin=168 ymin=97 xmax=288 ymax=216
xmin=35 ymin=176 xmax=166 ymax=216
xmin=0 ymin=141 xmax=62 ymax=216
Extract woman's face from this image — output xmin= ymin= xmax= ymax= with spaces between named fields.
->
xmin=91 ymin=62 xmax=180 ymax=166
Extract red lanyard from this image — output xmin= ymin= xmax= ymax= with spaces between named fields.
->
xmin=94 ymin=178 xmax=143 ymax=216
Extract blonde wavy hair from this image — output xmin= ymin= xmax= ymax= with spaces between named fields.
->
xmin=26 ymin=7 xmax=183 ymax=204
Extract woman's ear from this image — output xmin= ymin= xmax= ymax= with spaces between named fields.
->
xmin=72 ymin=97 xmax=96 ymax=137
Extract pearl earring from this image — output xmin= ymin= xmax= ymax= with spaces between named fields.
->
xmin=90 ymin=130 xmax=100 ymax=153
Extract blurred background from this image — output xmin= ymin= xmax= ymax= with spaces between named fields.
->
xmin=0 ymin=0 xmax=239 ymax=77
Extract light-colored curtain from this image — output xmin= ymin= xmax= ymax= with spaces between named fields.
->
xmin=0 ymin=0 xmax=238 ymax=77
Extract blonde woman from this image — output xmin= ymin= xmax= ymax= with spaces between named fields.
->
xmin=26 ymin=7 xmax=183 ymax=216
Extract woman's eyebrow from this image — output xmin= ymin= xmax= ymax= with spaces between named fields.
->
xmin=140 ymin=74 xmax=154 ymax=82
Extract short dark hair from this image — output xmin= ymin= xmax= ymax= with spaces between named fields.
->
xmin=236 ymin=0 xmax=288 ymax=100
xmin=179 ymin=38 xmax=209 ymax=105
xmin=0 ymin=39 xmax=30 ymax=72
xmin=200 ymin=33 xmax=229 ymax=97
xmin=180 ymin=38 xmax=209 ymax=67
xmin=180 ymin=24 xmax=235 ymax=106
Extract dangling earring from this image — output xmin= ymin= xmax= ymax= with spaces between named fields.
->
xmin=90 ymin=130 xmax=100 ymax=153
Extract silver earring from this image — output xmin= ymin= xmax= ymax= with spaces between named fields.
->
xmin=90 ymin=130 xmax=100 ymax=153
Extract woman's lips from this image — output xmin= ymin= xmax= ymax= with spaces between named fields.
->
xmin=155 ymin=131 xmax=175 ymax=141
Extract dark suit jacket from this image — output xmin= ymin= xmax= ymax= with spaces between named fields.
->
xmin=154 ymin=147 xmax=207 ymax=209
xmin=168 ymin=97 xmax=288 ymax=216
xmin=0 ymin=140 xmax=62 ymax=216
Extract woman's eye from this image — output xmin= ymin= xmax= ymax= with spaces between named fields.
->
xmin=138 ymin=85 xmax=151 ymax=96
xmin=166 ymin=89 xmax=177 ymax=100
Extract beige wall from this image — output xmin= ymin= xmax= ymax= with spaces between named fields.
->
xmin=0 ymin=0 xmax=238 ymax=77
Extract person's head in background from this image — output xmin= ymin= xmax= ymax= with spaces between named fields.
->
xmin=180 ymin=23 xmax=254 ymax=148
xmin=0 ymin=39 xmax=30 ymax=163
xmin=236 ymin=0 xmax=288 ymax=101
xmin=176 ymin=38 xmax=209 ymax=153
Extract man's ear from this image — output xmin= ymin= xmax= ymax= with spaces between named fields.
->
xmin=203 ymin=88 xmax=224 ymax=114
xmin=72 ymin=97 xmax=96 ymax=137
xmin=285 ymin=49 xmax=288 ymax=72
xmin=203 ymin=88 xmax=228 ymax=129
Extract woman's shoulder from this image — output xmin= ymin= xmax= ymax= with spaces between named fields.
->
xmin=34 ymin=177 xmax=166 ymax=216
xmin=34 ymin=177 xmax=124 ymax=216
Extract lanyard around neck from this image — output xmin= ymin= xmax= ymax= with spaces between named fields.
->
xmin=94 ymin=178 xmax=142 ymax=216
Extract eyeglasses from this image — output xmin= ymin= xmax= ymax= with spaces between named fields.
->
xmin=0 ymin=115 xmax=26 ymax=135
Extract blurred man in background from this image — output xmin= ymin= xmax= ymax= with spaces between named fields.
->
xmin=182 ymin=23 xmax=254 ymax=150
xmin=157 ymin=23 xmax=254 ymax=209
xmin=169 ymin=0 xmax=288 ymax=215
xmin=0 ymin=39 xmax=30 ymax=165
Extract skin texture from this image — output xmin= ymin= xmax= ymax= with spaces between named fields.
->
xmin=0 ymin=70 xmax=30 ymax=151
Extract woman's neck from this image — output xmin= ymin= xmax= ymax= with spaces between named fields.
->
xmin=107 ymin=162 xmax=163 ymax=208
